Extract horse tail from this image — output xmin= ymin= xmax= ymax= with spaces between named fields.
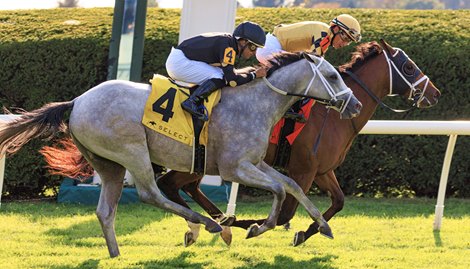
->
xmin=0 ymin=100 xmax=74 ymax=157
xmin=40 ymin=137 xmax=94 ymax=179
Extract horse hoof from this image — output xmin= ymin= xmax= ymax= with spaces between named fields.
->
xmin=293 ymin=231 xmax=305 ymax=247
xmin=219 ymin=215 xmax=236 ymax=226
xmin=318 ymin=225 xmax=334 ymax=239
xmin=283 ymin=222 xmax=291 ymax=231
xmin=220 ymin=226 xmax=232 ymax=246
xmin=205 ymin=222 xmax=223 ymax=233
xmin=184 ymin=231 xmax=196 ymax=247
xmin=246 ymin=224 xmax=259 ymax=239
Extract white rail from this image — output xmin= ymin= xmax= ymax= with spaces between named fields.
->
xmin=226 ymin=120 xmax=470 ymax=231
xmin=0 ymin=115 xmax=21 ymax=207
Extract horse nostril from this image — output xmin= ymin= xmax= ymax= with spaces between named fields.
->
xmin=355 ymin=102 xmax=363 ymax=111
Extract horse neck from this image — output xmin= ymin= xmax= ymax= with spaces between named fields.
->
xmin=345 ymin=52 xmax=391 ymax=131
xmin=228 ymin=60 xmax=310 ymax=126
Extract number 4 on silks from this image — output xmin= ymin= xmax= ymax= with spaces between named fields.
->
xmin=152 ymin=87 xmax=176 ymax=122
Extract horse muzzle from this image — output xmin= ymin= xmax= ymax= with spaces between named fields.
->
xmin=330 ymin=94 xmax=362 ymax=119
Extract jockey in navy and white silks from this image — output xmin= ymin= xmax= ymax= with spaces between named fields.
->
xmin=166 ymin=21 xmax=268 ymax=121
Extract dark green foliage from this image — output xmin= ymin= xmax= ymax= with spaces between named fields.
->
xmin=0 ymin=8 xmax=468 ymax=199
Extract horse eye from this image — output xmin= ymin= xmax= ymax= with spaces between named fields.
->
xmin=403 ymin=63 xmax=415 ymax=76
xmin=329 ymin=74 xmax=338 ymax=80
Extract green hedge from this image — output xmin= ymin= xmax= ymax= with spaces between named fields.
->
xmin=0 ymin=8 xmax=468 ymax=199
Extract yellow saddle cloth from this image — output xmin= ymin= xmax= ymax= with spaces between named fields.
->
xmin=142 ymin=74 xmax=221 ymax=146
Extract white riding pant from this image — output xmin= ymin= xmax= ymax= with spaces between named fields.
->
xmin=165 ymin=47 xmax=224 ymax=85
xmin=256 ymin=33 xmax=284 ymax=65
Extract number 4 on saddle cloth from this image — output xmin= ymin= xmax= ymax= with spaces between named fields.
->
xmin=142 ymin=74 xmax=221 ymax=174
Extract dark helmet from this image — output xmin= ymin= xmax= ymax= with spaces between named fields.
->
xmin=233 ymin=21 xmax=266 ymax=48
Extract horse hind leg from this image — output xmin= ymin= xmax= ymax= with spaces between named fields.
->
xmin=126 ymin=156 xmax=222 ymax=234
xmin=73 ymin=137 xmax=125 ymax=258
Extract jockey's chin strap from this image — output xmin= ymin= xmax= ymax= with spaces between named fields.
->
xmin=262 ymin=57 xmax=353 ymax=114
xmin=383 ymin=48 xmax=431 ymax=107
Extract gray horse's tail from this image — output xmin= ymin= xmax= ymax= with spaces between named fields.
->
xmin=0 ymin=100 xmax=75 ymax=156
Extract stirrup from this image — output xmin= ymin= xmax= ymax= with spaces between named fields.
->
xmin=283 ymin=111 xmax=307 ymax=123
xmin=182 ymin=101 xmax=209 ymax=121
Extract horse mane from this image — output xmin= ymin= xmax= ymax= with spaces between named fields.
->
xmin=265 ymin=52 xmax=304 ymax=77
xmin=339 ymin=41 xmax=383 ymax=73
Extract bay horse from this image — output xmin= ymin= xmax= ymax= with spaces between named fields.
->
xmin=0 ymin=52 xmax=362 ymax=257
xmin=151 ymin=40 xmax=441 ymax=246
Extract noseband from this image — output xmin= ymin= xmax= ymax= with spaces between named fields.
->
xmin=383 ymin=48 xmax=431 ymax=107
xmin=263 ymin=56 xmax=353 ymax=113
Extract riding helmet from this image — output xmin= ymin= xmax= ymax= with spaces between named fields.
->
xmin=330 ymin=14 xmax=362 ymax=42
xmin=233 ymin=21 xmax=266 ymax=48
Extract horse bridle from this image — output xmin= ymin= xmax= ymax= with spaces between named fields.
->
xmin=263 ymin=56 xmax=354 ymax=114
xmin=344 ymin=46 xmax=431 ymax=112
xmin=383 ymin=47 xmax=431 ymax=107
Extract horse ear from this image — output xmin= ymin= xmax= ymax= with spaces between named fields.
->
xmin=379 ymin=39 xmax=395 ymax=56
xmin=302 ymin=52 xmax=318 ymax=64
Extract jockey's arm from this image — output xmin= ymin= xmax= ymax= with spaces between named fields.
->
xmin=222 ymin=65 xmax=257 ymax=87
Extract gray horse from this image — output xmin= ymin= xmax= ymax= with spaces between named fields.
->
xmin=0 ymin=52 xmax=362 ymax=257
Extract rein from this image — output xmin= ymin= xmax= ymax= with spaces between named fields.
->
xmin=344 ymin=70 xmax=412 ymax=113
xmin=262 ymin=77 xmax=333 ymax=105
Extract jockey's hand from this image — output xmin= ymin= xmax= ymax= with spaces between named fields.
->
xmin=255 ymin=66 xmax=268 ymax=78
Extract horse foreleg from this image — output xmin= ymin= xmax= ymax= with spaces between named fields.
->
xmin=259 ymin=162 xmax=333 ymax=240
xmin=181 ymin=179 xmax=226 ymax=219
xmin=222 ymin=162 xmax=286 ymax=239
xmin=294 ymin=170 xmax=344 ymax=246
xmin=229 ymin=192 xmax=303 ymax=230
xmin=181 ymin=179 xmax=234 ymax=245
xmin=276 ymin=172 xmax=316 ymax=226
xmin=230 ymin=218 xmax=265 ymax=230
xmin=157 ymin=170 xmax=201 ymax=247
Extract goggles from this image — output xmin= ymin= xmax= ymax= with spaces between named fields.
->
xmin=247 ymin=42 xmax=260 ymax=52
xmin=332 ymin=18 xmax=362 ymax=42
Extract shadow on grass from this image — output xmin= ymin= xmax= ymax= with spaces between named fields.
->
xmin=128 ymin=252 xmax=337 ymax=269
xmin=49 ymin=259 xmax=100 ymax=269
xmin=135 ymin=251 xmax=206 ymax=269
xmin=234 ymin=254 xmax=339 ymax=269
xmin=42 ymin=204 xmax=166 ymax=248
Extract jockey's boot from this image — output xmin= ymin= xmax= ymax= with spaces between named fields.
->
xmin=283 ymin=111 xmax=307 ymax=123
xmin=181 ymin=79 xmax=218 ymax=121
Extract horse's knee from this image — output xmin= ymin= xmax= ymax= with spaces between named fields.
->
xmin=271 ymin=183 xmax=286 ymax=202
xmin=332 ymin=194 xmax=344 ymax=212
xmin=138 ymin=190 xmax=164 ymax=206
